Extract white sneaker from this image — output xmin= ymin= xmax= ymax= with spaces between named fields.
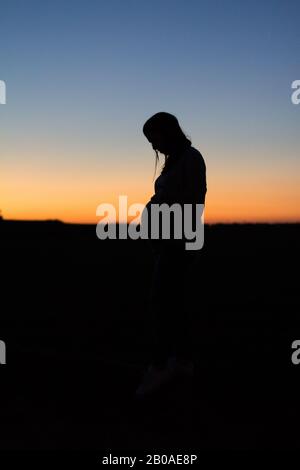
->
xmin=166 ymin=355 xmax=195 ymax=378
xmin=135 ymin=357 xmax=194 ymax=399
xmin=135 ymin=362 xmax=175 ymax=398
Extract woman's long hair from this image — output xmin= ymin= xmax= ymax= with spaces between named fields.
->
xmin=143 ymin=112 xmax=192 ymax=181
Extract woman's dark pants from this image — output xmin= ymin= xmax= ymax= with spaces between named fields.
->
xmin=147 ymin=242 xmax=198 ymax=368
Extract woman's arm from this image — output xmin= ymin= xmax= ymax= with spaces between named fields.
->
xmin=180 ymin=152 xmax=207 ymax=237
xmin=182 ymin=152 xmax=207 ymax=205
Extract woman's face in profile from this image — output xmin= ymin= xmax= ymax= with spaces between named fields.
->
xmin=147 ymin=130 xmax=169 ymax=155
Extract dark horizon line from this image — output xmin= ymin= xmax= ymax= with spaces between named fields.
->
xmin=1 ymin=218 xmax=300 ymax=226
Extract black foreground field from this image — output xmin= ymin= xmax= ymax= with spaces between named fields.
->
xmin=1 ymin=220 xmax=299 ymax=450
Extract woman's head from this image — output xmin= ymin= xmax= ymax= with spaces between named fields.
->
xmin=143 ymin=112 xmax=191 ymax=178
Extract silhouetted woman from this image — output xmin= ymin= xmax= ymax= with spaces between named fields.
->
xmin=135 ymin=112 xmax=207 ymax=398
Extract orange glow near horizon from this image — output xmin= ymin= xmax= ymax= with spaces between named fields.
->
xmin=1 ymin=151 xmax=300 ymax=225
xmin=1 ymin=189 xmax=300 ymax=225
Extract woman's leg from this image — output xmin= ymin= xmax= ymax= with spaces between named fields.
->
xmin=148 ymin=245 xmax=195 ymax=367
xmin=148 ymin=250 xmax=173 ymax=367
xmin=172 ymin=251 xmax=197 ymax=362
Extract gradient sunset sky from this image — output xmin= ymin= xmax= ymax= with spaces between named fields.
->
xmin=1 ymin=0 xmax=299 ymax=223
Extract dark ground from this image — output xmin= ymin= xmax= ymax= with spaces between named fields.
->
xmin=1 ymin=220 xmax=299 ymax=451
